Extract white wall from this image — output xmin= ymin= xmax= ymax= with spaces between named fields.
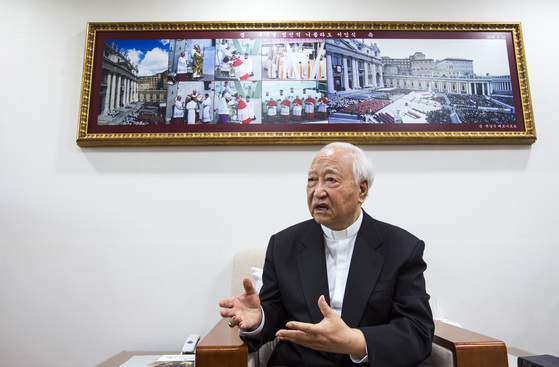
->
xmin=1 ymin=0 xmax=558 ymax=366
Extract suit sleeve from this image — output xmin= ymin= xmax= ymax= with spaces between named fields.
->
xmin=362 ymin=240 xmax=434 ymax=367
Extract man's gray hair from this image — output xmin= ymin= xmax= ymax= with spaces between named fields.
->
xmin=319 ymin=142 xmax=375 ymax=186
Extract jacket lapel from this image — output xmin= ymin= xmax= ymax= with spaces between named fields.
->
xmin=297 ymin=222 xmax=331 ymax=324
xmin=341 ymin=213 xmax=385 ymax=328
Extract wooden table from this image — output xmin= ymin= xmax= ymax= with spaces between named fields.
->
xmin=95 ymin=351 xmax=176 ymax=367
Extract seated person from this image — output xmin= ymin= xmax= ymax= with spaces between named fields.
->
xmin=220 ymin=142 xmax=434 ymax=366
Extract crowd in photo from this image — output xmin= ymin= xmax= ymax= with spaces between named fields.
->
xmin=262 ymin=40 xmax=326 ymax=81
xmin=427 ymin=108 xmax=452 ymax=124
xmin=490 ymin=95 xmax=515 ymax=107
xmin=341 ymin=99 xmax=389 ymax=115
xmin=328 ymin=96 xmax=389 ymax=115
xmin=457 ymin=108 xmax=516 ymax=124
xmin=446 ymin=94 xmax=501 ymax=109
xmin=328 ymin=96 xmax=363 ymax=113
xmin=432 ymin=96 xmax=448 ymax=105
xmin=120 ymin=113 xmax=166 ymax=126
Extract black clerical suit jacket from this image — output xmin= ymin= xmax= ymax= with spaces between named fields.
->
xmin=242 ymin=211 xmax=434 ymax=367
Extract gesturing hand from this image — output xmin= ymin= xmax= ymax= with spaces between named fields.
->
xmin=219 ymin=277 xmax=262 ymax=331
xmin=275 ymin=295 xmax=367 ymax=358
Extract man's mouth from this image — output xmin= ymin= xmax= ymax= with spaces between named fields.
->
xmin=314 ymin=204 xmax=329 ymax=212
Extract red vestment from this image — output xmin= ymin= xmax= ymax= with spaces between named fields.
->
xmin=233 ymin=58 xmax=250 ymax=80
xmin=279 ymin=99 xmax=291 ymax=123
xmin=237 ymin=100 xmax=252 ymax=124
xmin=317 ymin=97 xmax=328 ymax=120
xmin=266 ymin=100 xmax=278 ymax=122
xmin=304 ymin=97 xmax=316 ymax=120
xmin=292 ymin=98 xmax=303 ymax=121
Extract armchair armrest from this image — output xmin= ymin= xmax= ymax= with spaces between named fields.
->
xmin=196 ymin=318 xmax=247 ymax=367
xmin=432 ymin=320 xmax=508 ymax=367
xmin=195 ymin=319 xmax=508 ymax=367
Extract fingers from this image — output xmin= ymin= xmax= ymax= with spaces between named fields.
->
xmin=228 ymin=315 xmax=238 ymax=328
xmin=281 ymin=295 xmax=331 ymax=334
xmin=237 ymin=317 xmax=252 ymax=330
xmin=284 ymin=320 xmax=310 ymax=333
xmin=276 ymin=323 xmax=320 ymax=350
xmin=242 ymin=277 xmax=257 ymax=295
xmin=218 ymin=297 xmax=233 ymax=308
xmin=220 ymin=307 xmax=235 ymax=318
xmin=219 ymin=296 xmax=238 ymax=320
xmin=276 ymin=327 xmax=304 ymax=342
xmin=220 ymin=304 xmax=241 ymax=327
xmin=317 ymin=295 xmax=334 ymax=317
xmin=219 ymin=279 xmax=262 ymax=330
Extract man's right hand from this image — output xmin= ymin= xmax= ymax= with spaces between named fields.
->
xmin=219 ymin=277 xmax=262 ymax=331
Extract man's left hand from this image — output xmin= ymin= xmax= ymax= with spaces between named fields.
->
xmin=275 ymin=295 xmax=367 ymax=358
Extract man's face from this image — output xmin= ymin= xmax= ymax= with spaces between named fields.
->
xmin=307 ymin=148 xmax=368 ymax=230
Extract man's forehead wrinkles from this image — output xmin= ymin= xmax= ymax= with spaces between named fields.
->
xmin=323 ymin=167 xmax=340 ymax=174
xmin=308 ymin=166 xmax=342 ymax=177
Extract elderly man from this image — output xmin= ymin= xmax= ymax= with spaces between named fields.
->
xmin=220 ymin=142 xmax=434 ymax=367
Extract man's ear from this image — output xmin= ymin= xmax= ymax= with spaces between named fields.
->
xmin=358 ymin=180 xmax=369 ymax=204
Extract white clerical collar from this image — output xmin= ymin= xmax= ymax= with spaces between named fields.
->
xmin=321 ymin=210 xmax=363 ymax=240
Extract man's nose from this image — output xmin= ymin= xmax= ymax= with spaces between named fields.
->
xmin=314 ymin=180 xmax=327 ymax=197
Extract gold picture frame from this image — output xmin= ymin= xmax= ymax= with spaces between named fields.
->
xmin=77 ymin=21 xmax=536 ymax=146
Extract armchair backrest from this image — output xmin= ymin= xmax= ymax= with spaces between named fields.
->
xmin=231 ymin=249 xmax=266 ymax=296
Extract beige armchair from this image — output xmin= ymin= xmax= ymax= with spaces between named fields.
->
xmin=197 ymin=249 xmax=508 ymax=367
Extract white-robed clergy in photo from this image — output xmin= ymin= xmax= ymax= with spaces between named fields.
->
xmin=173 ymin=96 xmax=185 ymax=124
xmin=243 ymin=53 xmax=254 ymax=76
xmin=201 ymin=94 xmax=212 ymax=123
xmin=177 ymin=52 xmax=188 ymax=74
xmin=186 ymin=98 xmax=197 ymax=124
xmin=246 ymin=96 xmax=256 ymax=120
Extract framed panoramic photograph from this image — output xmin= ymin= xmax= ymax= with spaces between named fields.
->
xmin=76 ymin=21 xmax=536 ymax=146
